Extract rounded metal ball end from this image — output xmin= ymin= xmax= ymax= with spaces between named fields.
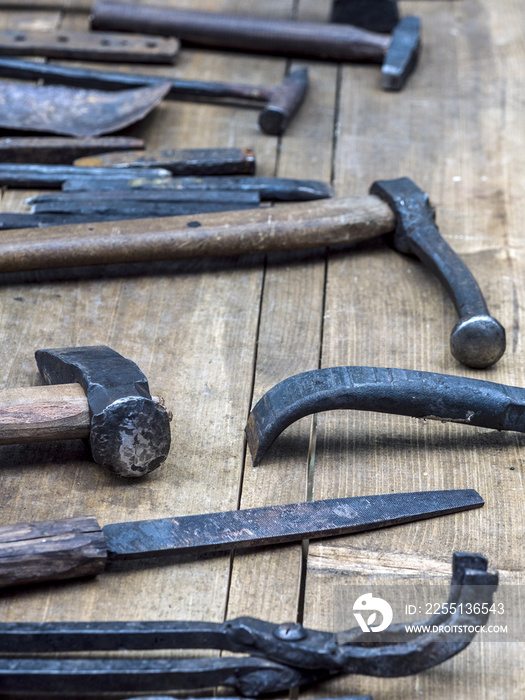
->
xmin=450 ymin=315 xmax=506 ymax=369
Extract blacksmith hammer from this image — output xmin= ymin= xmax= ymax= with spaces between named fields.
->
xmin=90 ymin=2 xmax=421 ymax=91
xmin=0 ymin=177 xmax=504 ymax=369
xmin=0 ymin=346 xmax=171 ymax=477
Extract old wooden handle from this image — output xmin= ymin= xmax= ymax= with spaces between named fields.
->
xmin=0 ymin=383 xmax=168 ymax=445
xmin=0 ymin=516 xmax=108 ymax=588
xmin=0 ymin=196 xmax=395 ymax=273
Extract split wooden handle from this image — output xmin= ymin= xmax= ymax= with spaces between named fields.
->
xmin=0 ymin=515 xmax=107 ymax=588
xmin=0 ymin=383 xmax=167 ymax=445
xmin=0 ymin=196 xmax=396 ymax=273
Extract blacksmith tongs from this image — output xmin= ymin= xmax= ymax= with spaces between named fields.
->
xmin=0 ymin=553 xmax=498 ymax=696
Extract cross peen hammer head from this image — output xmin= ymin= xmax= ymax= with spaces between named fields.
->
xmin=35 ymin=345 xmax=171 ymax=477
xmin=381 ymin=16 xmax=421 ymax=90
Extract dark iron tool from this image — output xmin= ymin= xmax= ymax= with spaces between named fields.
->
xmin=0 ymin=27 xmax=179 ymax=63
xmin=0 ymin=57 xmax=308 ymax=136
xmin=0 ymin=136 xmax=145 ymax=164
xmin=0 ymin=164 xmax=170 ymax=188
xmin=0 ymin=81 xmax=170 ymax=138
xmin=73 ymin=147 xmax=255 ymax=175
xmin=0 ymin=190 xmax=260 ymax=230
xmin=0 ymin=346 xmax=171 ymax=478
xmin=370 ymin=177 xmax=505 ymax=368
xmin=0 ymin=490 xmax=482 ymax=589
xmin=61 ymin=175 xmax=333 ymax=201
xmin=26 ymin=194 xmax=260 ymax=219
xmin=0 ymin=177 xmax=502 ymax=369
xmin=246 ymin=366 xmax=525 ymax=465
xmin=0 ymin=553 xmax=497 ymax=695
xmin=90 ymin=2 xmax=420 ymax=91
xmin=0 ymin=211 xmax=268 ymax=230
xmin=331 ymin=0 xmax=399 ymax=32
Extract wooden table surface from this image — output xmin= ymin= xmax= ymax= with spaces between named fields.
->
xmin=0 ymin=1 xmax=523 ymax=698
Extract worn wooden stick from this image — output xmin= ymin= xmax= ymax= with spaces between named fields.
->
xmin=0 ymin=196 xmax=395 ymax=273
xmin=0 ymin=384 xmax=166 ymax=444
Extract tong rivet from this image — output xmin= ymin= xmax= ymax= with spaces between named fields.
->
xmin=273 ymin=622 xmax=306 ymax=641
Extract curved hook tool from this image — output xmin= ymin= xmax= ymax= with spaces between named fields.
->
xmin=370 ymin=178 xmax=505 ymax=368
xmin=0 ymin=553 xmax=497 ymax=695
xmin=246 ymin=365 xmax=525 ymax=464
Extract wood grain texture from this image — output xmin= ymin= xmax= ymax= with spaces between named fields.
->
xmin=0 ymin=1 xmax=522 ymax=700
xmin=0 ymin=196 xmax=394 ymax=273
xmin=0 ymin=383 xmax=167 ymax=444
xmin=0 ymin=516 xmax=107 ymax=587
xmin=0 ymin=383 xmax=90 ymax=443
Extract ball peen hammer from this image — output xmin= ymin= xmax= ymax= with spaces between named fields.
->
xmin=0 ymin=177 xmax=504 ymax=369
xmin=0 ymin=346 xmax=171 ymax=477
xmin=90 ymin=3 xmax=420 ymax=91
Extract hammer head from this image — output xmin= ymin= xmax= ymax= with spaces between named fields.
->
xmin=259 ymin=67 xmax=309 ymax=136
xmin=381 ymin=16 xmax=421 ymax=91
xmin=35 ymin=346 xmax=171 ymax=477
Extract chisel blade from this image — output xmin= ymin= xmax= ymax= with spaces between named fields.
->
xmin=103 ymin=489 xmax=483 ymax=560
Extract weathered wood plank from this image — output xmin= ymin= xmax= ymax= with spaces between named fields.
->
xmin=0 ymin=2 xmax=279 ymax=637
xmin=302 ymin=2 xmax=524 ymax=699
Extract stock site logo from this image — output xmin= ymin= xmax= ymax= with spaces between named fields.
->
xmin=353 ymin=593 xmax=393 ymax=633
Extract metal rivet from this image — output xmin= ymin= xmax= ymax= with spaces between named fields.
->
xmin=273 ymin=622 xmax=306 ymax=641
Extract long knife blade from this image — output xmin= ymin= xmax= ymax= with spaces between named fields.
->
xmin=103 ymin=489 xmax=483 ymax=560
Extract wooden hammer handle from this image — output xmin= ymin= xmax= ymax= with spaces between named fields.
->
xmin=0 ymin=196 xmax=395 ymax=273
xmin=0 ymin=383 xmax=168 ymax=444
xmin=0 ymin=516 xmax=107 ymax=588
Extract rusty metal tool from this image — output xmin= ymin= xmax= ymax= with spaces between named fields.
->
xmin=0 ymin=57 xmax=308 ymax=136
xmin=90 ymin=2 xmax=420 ymax=91
xmin=0 ymin=346 xmax=171 ymax=478
xmin=0 ymin=164 xmax=170 ymax=188
xmin=27 ymin=194 xmax=260 ymax=219
xmin=73 ymin=147 xmax=256 ymax=175
xmin=0 ymin=28 xmax=179 ymax=63
xmin=0 ymin=553 xmax=497 ymax=695
xmin=246 ymin=365 xmax=525 ymax=464
xmin=0 ymin=81 xmax=170 ymax=138
xmin=0 ymin=177 xmax=503 ymax=369
xmin=28 ymin=189 xmax=260 ymax=209
xmin=0 ymin=212 xmax=207 ymax=229
xmin=0 ymin=137 xmax=145 ymax=164
xmin=61 ymin=175 xmax=333 ymax=200
xmin=0 ymin=490 xmax=482 ymax=589
xmin=331 ymin=0 xmax=399 ymax=32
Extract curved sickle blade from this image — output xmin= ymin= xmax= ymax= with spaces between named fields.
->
xmin=0 ymin=81 xmax=170 ymax=137
xmin=102 ymin=489 xmax=483 ymax=559
xmin=246 ymin=366 xmax=525 ymax=464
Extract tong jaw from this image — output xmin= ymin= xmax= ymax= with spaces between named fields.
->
xmin=223 ymin=553 xmax=498 ymax=685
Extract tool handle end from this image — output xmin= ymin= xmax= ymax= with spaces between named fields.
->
xmin=450 ymin=315 xmax=506 ymax=369
xmin=0 ymin=515 xmax=107 ymax=589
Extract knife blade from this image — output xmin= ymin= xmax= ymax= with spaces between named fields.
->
xmin=0 ymin=489 xmax=483 ymax=588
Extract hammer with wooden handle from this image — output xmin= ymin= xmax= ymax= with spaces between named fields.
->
xmin=90 ymin=3 xmax=420 ymax=91
xmin=0 ymin=177 xmax=504 ymax=369
xmin=0 ymin=346 xmax=171 ymax=477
